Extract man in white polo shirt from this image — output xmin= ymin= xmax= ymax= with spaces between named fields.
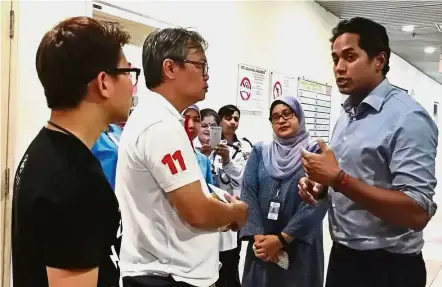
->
xmin=115 ymin=28 xmax=249 ymax=287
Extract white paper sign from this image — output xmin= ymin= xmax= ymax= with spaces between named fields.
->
xmin=298 ymin=78 xmax=332 ymax=143
xmin=269 ymin=71 xmax=296 ymax=101
xmin=236 ymin=64 xmax=266 ymax=112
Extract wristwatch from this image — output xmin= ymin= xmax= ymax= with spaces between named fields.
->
xmin=277 ymin=233 xmax=289 ymax=248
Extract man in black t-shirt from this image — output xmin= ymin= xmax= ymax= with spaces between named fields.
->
xmin=12 ymin=16 xmax=140 ymax=287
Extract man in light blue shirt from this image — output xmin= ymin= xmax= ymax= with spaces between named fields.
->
xmin=299 ymin=17 xmax=437 ymax=287
xmin=91 ymin=124 xmax=122 ymax=190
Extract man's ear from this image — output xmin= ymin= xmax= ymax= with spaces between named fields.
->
xmin=375 ymin=52 xmax=387 ymax=73
xmin=163 ymin=59 xmax=178 ymax=81
xmin=96 ymin=71 xmax=111 ymax=99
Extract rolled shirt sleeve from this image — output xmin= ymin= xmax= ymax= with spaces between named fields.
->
xmin=389 ymin=110 xmax=438 ymax=219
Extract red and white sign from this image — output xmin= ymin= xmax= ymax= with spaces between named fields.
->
xmin=269 ymin=72 xmax=295 ymax=104
xmin=272 ymin=81 xmax=282 ymax=99
xmin=236 ymin=64 xmax=266 ymax=112
xmin=239 ymin=77 xmax=252 ymax=101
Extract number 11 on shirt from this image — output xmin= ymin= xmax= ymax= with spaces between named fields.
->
xmin=162 ymin=150 xmax=187 ymax=175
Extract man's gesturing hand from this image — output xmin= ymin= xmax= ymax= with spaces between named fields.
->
xmin=301 ymin=139 xmax=341 ymax=187
xmin=298 ymin=177 xmax=325 ymax=205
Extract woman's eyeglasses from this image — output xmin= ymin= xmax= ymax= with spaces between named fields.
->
xmin=105 ymin=67 xmax=141 ymax=86
xmin=270 ymin=109 xmax=295 ymax=123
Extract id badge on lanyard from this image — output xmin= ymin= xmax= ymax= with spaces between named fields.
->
xmin=267 ymin=181 xmax=281 ymax=221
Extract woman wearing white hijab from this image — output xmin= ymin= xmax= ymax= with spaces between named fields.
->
xmin=239 ymin=95 xmax=327 ymax=287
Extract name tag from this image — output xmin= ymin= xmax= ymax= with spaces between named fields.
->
xmin=267 ymin=202 xmax=280 ymax=220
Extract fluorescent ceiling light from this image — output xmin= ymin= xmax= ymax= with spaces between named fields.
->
xmin=425 ymin=46 xmax=436 ymax=54
xmin=401 ymin=25 xmax=415 ymax=32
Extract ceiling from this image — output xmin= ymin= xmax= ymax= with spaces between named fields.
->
xmin=316 ymin=0 xmax=442 ymax=85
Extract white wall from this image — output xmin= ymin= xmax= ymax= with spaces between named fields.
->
xmin=11 ymin=1 xmax=89 ymax=171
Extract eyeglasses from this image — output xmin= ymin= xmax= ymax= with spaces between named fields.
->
xmin=270 ymin=109 xmax=295 ymax=123
xmin=105 ymin=67 xmax=141 ymax=86
xmin=180 ymin=59 xmax=209 ymax=76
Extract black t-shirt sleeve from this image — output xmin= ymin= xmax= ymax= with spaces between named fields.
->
xmin=33 ymin=169 xmax=109 ymax=270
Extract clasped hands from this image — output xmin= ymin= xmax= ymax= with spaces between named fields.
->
xmin=253 ymin=235 xmax=283 ymax=263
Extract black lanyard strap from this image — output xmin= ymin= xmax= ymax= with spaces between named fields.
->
xmin=47 ymin=121 xmax=76 ymax=138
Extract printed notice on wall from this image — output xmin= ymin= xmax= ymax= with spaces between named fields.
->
xmin=269 ymin=72 xmax=296 ymax=101
xmin=236 ymin=64 xmax=266 ymax=112
xmin=297 ymin=78 xmax=332 ymax=143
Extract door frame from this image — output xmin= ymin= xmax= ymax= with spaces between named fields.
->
xmin=0 ymin=0 xmax=18 ymax=286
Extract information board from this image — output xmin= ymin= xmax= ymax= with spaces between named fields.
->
xmin=297 ymin=78 xmax=332 ymax=143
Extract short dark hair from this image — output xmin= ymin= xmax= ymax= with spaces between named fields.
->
xmin=36 ymin=17 xmax=130 ymax=110
xmin=218 ymin=105 xmax=241 ymax=120
xmin=330 ymin=17 xmax=391 ymax=76
xmin=200 ymin=108 xmax=220 ymax=125
xmin=142 ymin=28 xmax=208 ymax=90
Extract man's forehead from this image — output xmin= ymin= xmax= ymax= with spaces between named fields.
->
xmin=332 ymin=33 xmax=360 ymax=53
xmin=187 ymin=49 xmax=207 ymax=60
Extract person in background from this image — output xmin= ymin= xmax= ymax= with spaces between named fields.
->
xmin=205 ymin=105 xmax=252 ymax=287
xmin=240 ymin=96 xmax=326 ymax=287
xmin=92 ymin=87 xmax=137 ymax=190
xmin=192 ymin=107 xmax=240 ymax=287
xmin=299 ymin=17 xmax=438 ymax=287
xmin=91 ymin=124 xmax=123 ymax=190
xmin=115 ymin=27 xmax=248 ymax=287
xmin=183 ymin=105 xmax=214 ymax=185
xmin=12 ymin=17 xmax=137 ymax=287
xmin=214 ymin=104 xmax=252 ymax=196
xmin=194 ymin=108 xmax=220 ymax=157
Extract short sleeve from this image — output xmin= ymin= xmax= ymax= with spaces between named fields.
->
xmin=137 ymin=120 xmax=201 ymax=193
xmin=389 ymin=110 xmax=438 ymax=219
xmin=33 ymin=170 xmax=112 ymax=269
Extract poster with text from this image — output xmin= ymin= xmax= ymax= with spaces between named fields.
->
xmin=269 ymin=71 xmax=296 ymax=102
xmin=297 ymin=78 xmax=332 ymax=143
xmin=236 ymin=64 xmax=266 ymax=112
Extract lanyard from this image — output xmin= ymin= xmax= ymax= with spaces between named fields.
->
xmin=47 ymin=121 xmax=76 ymax=138
xmin=105 ymin=131 xmax=120 ymax=147
xmin=274 ymin=179 xmax=281 ymax=200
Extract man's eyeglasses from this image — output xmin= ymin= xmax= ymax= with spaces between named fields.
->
xmin=180 ymin=59 xmax=209 ymax=76
xmin=105 ymin=67 xmax=141 ymax=86
xmin=270 ymin=109 xmax=295 ymax=123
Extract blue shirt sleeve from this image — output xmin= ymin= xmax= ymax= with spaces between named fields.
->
xmin=282 ymin=199 xmax=328 ymax=245
xmin=239 ymin=146 xmax=265 ymax=238
xmin=91 ymin=129 xmax=120 ymax=190
xmin=204 ymin=157 xmax=214 ymax=185
xmin=388 ymin=109 xmax=438 ymax=222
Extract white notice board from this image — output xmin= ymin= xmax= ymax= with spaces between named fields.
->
xmin=236 ymin=64 xmax=266 ymax=112
xmin=269 ymin=71 xmax=296 ymax=101
xmin=297 ymin=78 xmax=332 ymax=143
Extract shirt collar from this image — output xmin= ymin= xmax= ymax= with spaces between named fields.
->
xmin=342 ymin=78 xmax=392 ymax=113
xmin=150 ymin=92 xmax=185 ymax=123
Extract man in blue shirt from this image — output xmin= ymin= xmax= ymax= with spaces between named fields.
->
xmin=299 ymin=17 xmax=437 ymax=287
xmin=92 ymin=124 xmax=123 ymax=190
